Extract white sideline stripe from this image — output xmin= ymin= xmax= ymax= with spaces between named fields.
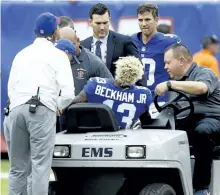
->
xmin=0 ymin=172 xmax=55 ymax=180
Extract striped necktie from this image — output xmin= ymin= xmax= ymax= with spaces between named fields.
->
xmin=95 ymin=40 xmax=102 ymax=59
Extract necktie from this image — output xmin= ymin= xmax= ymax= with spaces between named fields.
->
xmin=95 ymin=40 xmax=102 ymax=59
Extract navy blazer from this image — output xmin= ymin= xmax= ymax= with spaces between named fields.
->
xmin=81 ymin=30 xmax=146 ymax=86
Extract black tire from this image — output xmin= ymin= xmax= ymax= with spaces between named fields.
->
xmin=139 ymin=183 xmax=176 ymax=195
xmin=48 ymin=180 xmax=81 ymax=195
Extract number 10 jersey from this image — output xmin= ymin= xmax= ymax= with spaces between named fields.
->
xmin=131 ymin=32 xmax=181 ymax=101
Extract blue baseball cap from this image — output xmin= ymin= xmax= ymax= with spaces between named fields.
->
xmin=55 ymin=38 xmax=80 ymax=64
xmin=34 ymin=12 xmax=60 ymax=36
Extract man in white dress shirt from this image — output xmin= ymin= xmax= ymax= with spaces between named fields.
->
xmin=3 ymin=12 xmax=75 ymax=195
xmin=81 ymin=3 xmax=146 ymax=87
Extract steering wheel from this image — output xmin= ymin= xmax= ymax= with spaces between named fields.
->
xmin=154 ymin=89 xmax=194 ymax=120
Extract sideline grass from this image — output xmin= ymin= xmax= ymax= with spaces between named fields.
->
xmin=1 ymin=160 xmax=10 ymax=195
xmin=1 ymin=179 xmax=8 ymax=195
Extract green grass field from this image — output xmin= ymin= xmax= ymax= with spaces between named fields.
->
xmin=1 ymin=160 xmax=10 ymax=195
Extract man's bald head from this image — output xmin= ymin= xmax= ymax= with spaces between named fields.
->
xmin=59 ymin=26 xmax=77 ymax=43
xmin=59 ymin=26 xmax=80 ymax=55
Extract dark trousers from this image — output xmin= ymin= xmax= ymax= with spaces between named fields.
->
xmin=56 ymin=115 xmax=67 ymax=133
xmin=179 ymin=116 xmax=220 ymax=191
xmin=58 ymin=115 xmax=66 ymax=132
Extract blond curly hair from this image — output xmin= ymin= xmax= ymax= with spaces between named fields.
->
xmin=115 ymin=56 xmax=144 ymax=86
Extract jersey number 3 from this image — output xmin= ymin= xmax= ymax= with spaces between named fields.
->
xmin=141 ymin=58 xmax=156 ymax=86
xmin=103 ymin=100 xmax=136 ymax=128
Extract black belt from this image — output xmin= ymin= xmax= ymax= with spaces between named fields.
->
xmin=25 ymin=100 xmax=45 ymax=107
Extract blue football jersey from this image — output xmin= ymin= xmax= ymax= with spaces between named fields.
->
xmin=84 ymin=77 xmax=152 ymax=129
xmin=131 ymin=32 xmax=181 ymax=101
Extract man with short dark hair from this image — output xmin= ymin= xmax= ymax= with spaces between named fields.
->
xmin=59 ymin=16 xmax=74 ymax=29
xmin=81 ymin=3 xmax=146 ymax=86
xmin=155 ymin=43 xmax=220 ymax=195
xmin=131 ymin=3 xmax=181 ymax=118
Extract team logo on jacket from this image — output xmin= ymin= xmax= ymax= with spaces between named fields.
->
xmin=142 ymin=46 xmax=146 ymax=52
xmin=76 ymin=68 xmax=86 ymax=79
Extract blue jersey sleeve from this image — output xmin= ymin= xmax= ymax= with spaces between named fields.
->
xmin=84 ymin=77 xmax=97 ymax=96
xmin=172 ymin=34 xmax=181 ymax=44
xmin=164 ymin=34 xmax=181 ymax=46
